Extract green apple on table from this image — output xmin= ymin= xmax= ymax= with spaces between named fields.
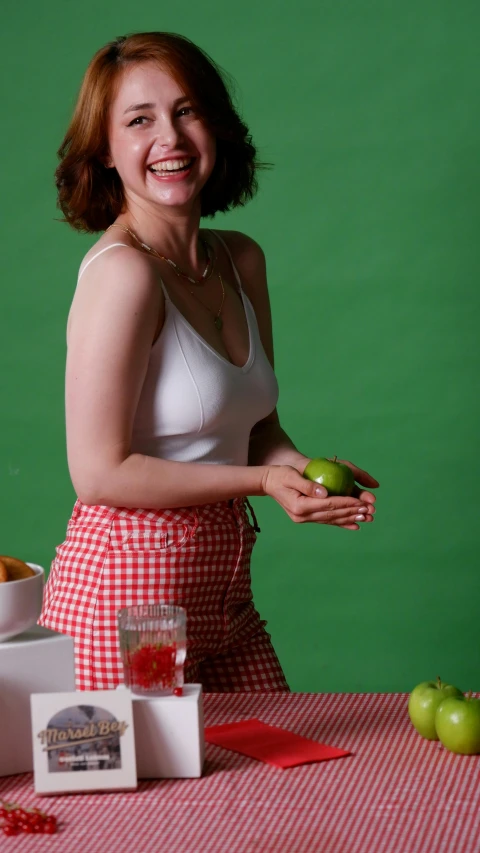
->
xmin=408 ymin=676 xmax=463 ymax=740
xmin=303 ymin=456 xmax=355 ymax=496
xmin=435 ymin=692 xmax=480 ymax=755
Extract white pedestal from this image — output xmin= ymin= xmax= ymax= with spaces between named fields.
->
xmin=0 ymin=626 xmax=75 ymax=776
xmin=131 ymin=684 xmax=204 ymax=778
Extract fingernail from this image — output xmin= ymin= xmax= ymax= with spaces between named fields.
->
xmin=315 ymin=487 xmax=326 ymax=496
xmin=355 ymin=514 xmax=366 ymax=522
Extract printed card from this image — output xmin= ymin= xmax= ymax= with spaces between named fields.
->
xmin=30 ymin=690 xmax=137 ymax=794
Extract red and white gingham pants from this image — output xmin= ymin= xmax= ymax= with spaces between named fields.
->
xmin=39 ymin=497 xmax=289 ymax=693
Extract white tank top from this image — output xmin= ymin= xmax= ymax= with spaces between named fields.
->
xmin=77 ymin=232 xmax=279 ymax=466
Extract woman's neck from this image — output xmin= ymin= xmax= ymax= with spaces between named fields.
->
xmin=117 ymin=199 xmax=207 ymax=277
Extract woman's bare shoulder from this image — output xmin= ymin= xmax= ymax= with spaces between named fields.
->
xmin=209 ymin=229 xmax=268 ymax=307
xmin=68 ymin=237 xmax=163 ymax=341
xmin=76 ymin=233 xmax=162 ymax=294
xmin=209 ymin=229 xmax=265 ymax=269
xmin=78 ymin=232 xmax=138 ymax=278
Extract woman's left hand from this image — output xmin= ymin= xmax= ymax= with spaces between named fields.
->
xmin=337 ymin=459 xmax=379 ymax=522
xmin=293 ymin=455 xmax=379 ymax=529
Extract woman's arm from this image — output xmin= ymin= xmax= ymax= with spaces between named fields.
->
xmin=66 ymin=245 xmax=269 ymax=508
xmin=66 ymin=239 xmax=373 ymax=527
xmin=248 ymin=412 xmax=310 ymax=473
xmin=223 ymin=230 xmax=379 ymax=501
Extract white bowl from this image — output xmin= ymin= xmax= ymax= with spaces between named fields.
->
xmin=0 ymin=563 xmax=45 ymax=642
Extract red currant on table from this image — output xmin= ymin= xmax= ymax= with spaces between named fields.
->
xmin=1 ymin=800 xmax=59 ymax=835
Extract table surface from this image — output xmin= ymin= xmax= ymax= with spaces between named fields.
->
xmin=1 ymin=692 xmax=479 ymax=853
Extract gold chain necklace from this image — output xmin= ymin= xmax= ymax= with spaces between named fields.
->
xmin=106 ymin=223 xmax=226 ymax=330
xmin=106 ymin=223 xmax=215 ymax=284
xmin=198 ymin=273 xmax=225 ymax=330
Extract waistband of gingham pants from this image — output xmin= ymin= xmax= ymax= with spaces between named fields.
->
xmin=69 ymin=496 xmax=261 ymax=533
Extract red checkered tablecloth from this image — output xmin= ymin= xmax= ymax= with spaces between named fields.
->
xmin=1 ymin=692 xmax=479 ymax=853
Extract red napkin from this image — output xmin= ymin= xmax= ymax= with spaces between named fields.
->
xmin=204 ymin=718 xmax=351 ymax=768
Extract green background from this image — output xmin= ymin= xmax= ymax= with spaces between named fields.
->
xmin=2 ymin=0 xmax=479 ymax=691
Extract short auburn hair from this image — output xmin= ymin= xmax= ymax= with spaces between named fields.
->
xmin=56 ymin=32 xmax=264 ymax=232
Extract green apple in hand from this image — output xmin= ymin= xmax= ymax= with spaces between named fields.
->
xmin=435 ymin=692 xmax=480 ymax=754
xmin=408 ymin=676 xmax=463 ymax=740
xmin=303 ymin=456 xmax=355 ymax=496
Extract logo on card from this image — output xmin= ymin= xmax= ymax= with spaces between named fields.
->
xmin=37 ymin=704 xmax=129 ymax=773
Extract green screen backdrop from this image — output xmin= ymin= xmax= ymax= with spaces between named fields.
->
xmin=2 ymin=0 xmax=479 ymax=691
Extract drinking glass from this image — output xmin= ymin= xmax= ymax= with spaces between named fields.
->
xmin=117 ymin=604 xmax=187 ymax=697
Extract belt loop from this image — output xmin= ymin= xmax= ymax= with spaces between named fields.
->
xmin=68 ymin=499 xmax=82 ymax=527
xmin=244 ymin=497 xmax=261 ymax=533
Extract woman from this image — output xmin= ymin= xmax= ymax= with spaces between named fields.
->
xmin=39 ymin=32 xmax=378 ymax=692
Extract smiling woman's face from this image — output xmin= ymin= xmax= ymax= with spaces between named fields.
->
xmin=106 ymin=61 xmax=217 ymax=215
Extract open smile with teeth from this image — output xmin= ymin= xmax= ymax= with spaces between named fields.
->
xmin=148 ymin=157 xmax=195 ymax=174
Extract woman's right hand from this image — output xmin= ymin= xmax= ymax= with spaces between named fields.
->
xmin=261 ymin=465 xmax=375 ymax=531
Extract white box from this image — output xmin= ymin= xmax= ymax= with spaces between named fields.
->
xmin=30 ymin=690 xmax=137 ymax=794
xmin=0 ymin=626 xmax=75 ymax=776
xmin=130 ymin=684 xmax=204 ymax=778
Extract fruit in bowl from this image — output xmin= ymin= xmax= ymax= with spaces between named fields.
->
xmin=0 ymin=556 xmax=36 ymax=583
xmin=0 ymin=556 xmax=45 ymax=642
